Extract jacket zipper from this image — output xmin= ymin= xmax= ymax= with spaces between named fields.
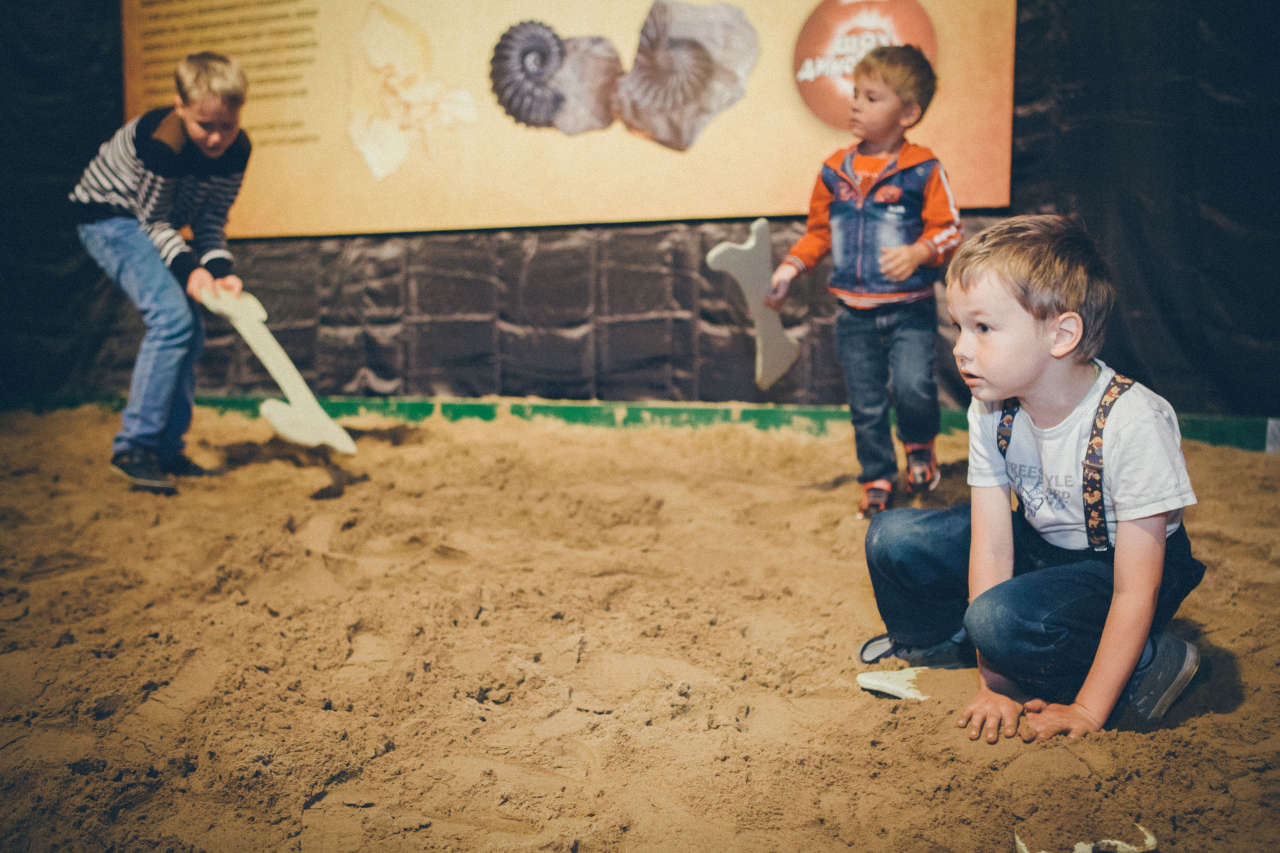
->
xmin=851 ymin=155 xmax=901 ymax=285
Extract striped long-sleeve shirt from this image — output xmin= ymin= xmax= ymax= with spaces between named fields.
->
xmin=69 ymin=106 xmax=251 ymax=285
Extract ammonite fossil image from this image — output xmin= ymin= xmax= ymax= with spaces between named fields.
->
xmin=488 ymin=2 xmax=758 ymax=150
xmin=614 ymin=1 xmax=759 ymax=151
xmin=490 ymin=20 xmax=622 ymax=136
xmin=490 ymin=21 xmax=565 ymax=128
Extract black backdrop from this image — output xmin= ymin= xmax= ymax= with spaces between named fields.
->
xmin=3 ymin=1 xmax=1277 ymax=417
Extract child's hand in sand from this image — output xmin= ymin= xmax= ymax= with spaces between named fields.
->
xmin=1018 ymin=699 xmax=1102 ymax=742
xmin=957 ymin=688 xmax=1023 ymax=743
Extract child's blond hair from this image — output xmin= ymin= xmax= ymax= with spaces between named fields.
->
xmin=947 ymin=215 xmax=1115 ymax=362
xmin=175 ymin=52 xmax=247 ymax=108
xmin=854 ymin=44 xmax=936 ymax=119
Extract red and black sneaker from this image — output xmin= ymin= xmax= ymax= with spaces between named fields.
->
xmin=903 ymin=441 xmax=941 ymax=494
xmin=858 ymin=478 xmax=894 ymax=519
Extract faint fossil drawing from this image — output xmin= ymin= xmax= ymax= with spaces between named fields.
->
xmin=487 ymin=1 xmax=758 ymax=151
xmin=348 ymin=1 xmax=478 ymax=181
xmin=614 ymin=1 xmax=759 ymax=150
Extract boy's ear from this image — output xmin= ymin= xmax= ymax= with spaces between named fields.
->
xmin=1049 ymin=311 xmax=1084 ymax=358
xmin=899 ymin=101 xmax=923 ymax=129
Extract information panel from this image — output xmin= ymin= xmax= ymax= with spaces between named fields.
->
xmin=122 ymin=0 xmax=1014 ymax=236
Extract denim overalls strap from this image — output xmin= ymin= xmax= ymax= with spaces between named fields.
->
xmin=996 ymin=373 xmax=1136 ymax=550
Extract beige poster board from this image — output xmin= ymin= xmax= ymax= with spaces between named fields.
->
xmin=121 ymin=0 xmax=1014 ymax=237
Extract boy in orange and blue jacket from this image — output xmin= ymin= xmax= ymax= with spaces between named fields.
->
xmin=766 ymin=44 xmax=961 ymax=517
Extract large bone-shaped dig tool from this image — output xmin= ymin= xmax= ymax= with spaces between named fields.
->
xmin=202 ymin=289 xmax=357 ymax=455
xmin=706 ymin=218 xmax=800 ymax=390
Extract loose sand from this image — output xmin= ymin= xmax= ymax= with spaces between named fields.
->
xmin=0 ymin=405 xmax=1275 ymax=851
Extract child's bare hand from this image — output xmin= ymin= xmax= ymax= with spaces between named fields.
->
xmin=764 ymin=264 xmax=798 ymax=311
xmin=214 ymin=274 xmax=244 ymax=296
xmin=879 ymin=243 xmax=930 ymax=282
xmin=1019 ymin=699 xmax=1102 ymax=742
xmin=186 ymin=267 xmax=215 ymax=301
xmin=957 ymin=689 xmax=1023 ymax=743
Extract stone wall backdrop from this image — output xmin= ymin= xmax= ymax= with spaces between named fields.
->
xmin=3 ymin=1 xmax=1277 ymax=416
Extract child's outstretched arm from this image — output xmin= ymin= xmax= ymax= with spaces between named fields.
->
xmin=1020 ymin=513 xmax=1166 ymax=741
xmin=956 ymin=484 xmax=1024 ymax=743
xmin=769 ymin=169 xmax=836 ymax=309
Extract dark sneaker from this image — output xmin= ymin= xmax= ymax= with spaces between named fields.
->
xmin=163 ymin=453 xmax=209 ymax=477
xmin=903 ymin=441 xmax=941 ymax=494
xmin=110 ymin=448 xmax=176 ymax=493
xmin=1127 ymin=633 xmax=1199 ymax=721
xmin=859 ymin=633 xmax=898 ymax=663
xmin=858 ymin=479 xmax=894 ymax=519
xmin=859 ymin=630 xmax=975 ymax=669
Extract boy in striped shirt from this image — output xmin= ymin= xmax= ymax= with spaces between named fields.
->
xmin=71 ymin=52 xmax=251 ymax=493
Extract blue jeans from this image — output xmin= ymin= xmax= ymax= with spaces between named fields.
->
xmin=78 ymin=217 xmax=204 ymax=462
xmin=835 ymin=300 xmax=939 ymax=483
xmin=864 ymin=506 xmax=1205 ymax=704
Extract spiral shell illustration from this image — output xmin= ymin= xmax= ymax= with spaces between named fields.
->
xmin=490 ymin=21 xmax=567 ymax=128
xmin=614 ymin=1 xmax=760 ymax=151
xmin=488 ymin=3 xmax=758 ymax=149
xmin=621 ymin=2 xmax=714 ymax=112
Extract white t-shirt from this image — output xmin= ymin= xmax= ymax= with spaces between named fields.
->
xmin=967 ymin=361 xmax=1197 ymax=550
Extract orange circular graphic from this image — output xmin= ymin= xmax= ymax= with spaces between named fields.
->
xmin=793 ymin=0 xmax=938 ymax=131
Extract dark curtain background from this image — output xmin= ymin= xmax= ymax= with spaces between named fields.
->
xmin=3 ymin=1 xmax=1277 ymax=416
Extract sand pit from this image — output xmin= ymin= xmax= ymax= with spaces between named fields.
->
xmin=0 ymin=404 xmax=1276 ymax=850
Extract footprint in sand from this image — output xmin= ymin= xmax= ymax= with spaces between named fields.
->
xmin=115 ymin=651 xmax=228 ymax=754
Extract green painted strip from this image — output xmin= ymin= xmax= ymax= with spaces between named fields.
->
xmin=189 ymin=395 xmax=988 ymax=440
xmin=439 ymin=401 xmax=498 ymax=422
xmin=509 ymin=401 xmax=619 ymax=427
xmin=1176 ymin=414 xmax=1269 ymax=452
xmin=941 ymin=408 xmax=968 ymax=435
xmin=2 ymin=393 xmax=1270 ymax=451
xmin=619 ymin=405 xmax=735 ymax=429
xmin=299 ymin=396 xmax=1270 ymax=450
xmin=192 ymin=396 xmax=260 ymax=417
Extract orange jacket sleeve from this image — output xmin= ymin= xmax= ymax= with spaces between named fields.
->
xmin=917 ymin=162 xmax=962 ymax=266
xmin=785 ymin=170 xmax=837 ymax=271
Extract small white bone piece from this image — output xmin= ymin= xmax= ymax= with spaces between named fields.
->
xmin=855 ymin=667 xmax=928 ymax=701
xmin=1014 ymin=822 xmax=1158 ymax=853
